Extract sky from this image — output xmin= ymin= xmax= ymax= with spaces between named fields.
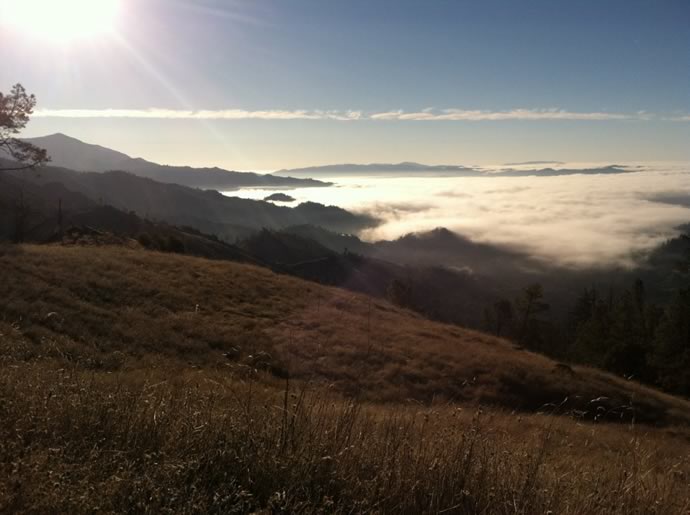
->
xmin=1 ymin=0 xmax=689 ymax=170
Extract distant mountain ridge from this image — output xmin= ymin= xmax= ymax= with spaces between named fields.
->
xmin=274 ymin=162 xmax=476 ymax=177
xmin=21 ymin=133 xmax=329 ymax=190
xmin=503 ymin=160 xmax=565 ymax=166
xmin=0 ymin=158 xmax=379 ymax=242
xmin=274 ymin=161 xmax=634 ymax=178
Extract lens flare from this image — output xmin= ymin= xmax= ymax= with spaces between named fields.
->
xmin=0 ymin=0 xmax=120 ymax=43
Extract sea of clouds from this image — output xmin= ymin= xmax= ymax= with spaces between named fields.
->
xmin=227 ymin=162 xmax=690 ymax=268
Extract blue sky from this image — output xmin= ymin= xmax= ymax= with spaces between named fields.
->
xmin=1 ymin=0 xmax=689 ymax=169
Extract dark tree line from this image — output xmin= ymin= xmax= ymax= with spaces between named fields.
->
xmin=484 ymin=283 xmax=551 ymax=352
xmin=482 ymin=271 xmax=690 ymax=397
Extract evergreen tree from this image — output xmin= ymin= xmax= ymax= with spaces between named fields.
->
xmin=650 ymin=288 xmax=690 ymax=395
xmin=570 ymin=290 xmax=612 ymax=367
xmin=1 ymin=83 xmax=49 ymax=171
xmin=493 ymin=298 xmax=514 ymax=337
xmin=516 ymin=283 xmax=549 ymax=349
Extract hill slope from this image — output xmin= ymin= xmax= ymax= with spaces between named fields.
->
xmin=2 ymin=244 xmax=689 ymax=426
xmin=2 ymin=244 xmax=690 ymax=513
xmin=0 ymin=165 xmax=378 ymax=241
xmin=22 ymin=133 xmax=329 ymax=190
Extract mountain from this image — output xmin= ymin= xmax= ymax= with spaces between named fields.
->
xmin=283 ymin=225 xmax=547 ymax=276
xmin=22 ymin=133 xmax=329 ymax=190
xmin=274 ymin=161 xmax=634 ymax=178
xmin=0 ymin=170 xmax=268 ymax=262
xmin=370 ymin=227 xmax=543 ymax=274
xmin=273 ymin=161 xmax=478 ymax=177
xmin=0 ymin=167 xmax=493 ymax=327
xmin=281 ymin=224 xmax=689 ymax=322
xmin=503 ymin=160 xmax=565 ymax=166
xmin=647 ymin=192 xmax=690 ymax=209
xmin=0 ymin=161 xmax=379 ymax=242
xmin=495 ymin=164 xmax=630 ymax=177
xmin=264 ymin=192 xmax=295 ymax=202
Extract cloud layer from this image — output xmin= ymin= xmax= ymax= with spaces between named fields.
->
xmin=358 ymin=168 xmax=690 ymax=267
xmin=32 ymin=107 xmax=679 ymax=122
xmin=232 ymin=163 xmax=690 ymax=267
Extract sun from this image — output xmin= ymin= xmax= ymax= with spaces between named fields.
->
xmin=0 ymin=0 xmax=120 ymax=43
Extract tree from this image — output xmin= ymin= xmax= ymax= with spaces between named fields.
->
xmin=516 ymin=283 xmax=549 ymax=347
xmin=1 ymin=83 xmax=50 ymax=171
xmin=1 ymin=83 xmax=51 ymax=242
xmin=485 ymin=298 xmax=514 ymax=337
xmin=650 ymin=289 xmax=690 ymax=395
xmin=387 ymin=278 xmax=413 ymax=308
xmin=649 ymin=238 xmax=690 ymax=395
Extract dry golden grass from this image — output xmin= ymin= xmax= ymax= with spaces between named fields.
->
xmin=0 ymin=327 xmax=688 ymax=513
xmin=1 ymin=244 xmax=689 ymax=512
xmin=1 ymin=244 xmax=688 ymax=426
xmin=269 ymin=294 xmax=690 ymax=424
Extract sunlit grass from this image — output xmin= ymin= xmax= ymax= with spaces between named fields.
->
xmin=1 ymin=244 xmax=689 ymax=512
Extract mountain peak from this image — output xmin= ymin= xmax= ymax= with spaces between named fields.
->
xmin=20 ymin=132 xmax=329 ymax=190
xmin=28 ymin=132 xmax=116 ymax=150
xmin=40 ymin=132 xmax=84 ymax=143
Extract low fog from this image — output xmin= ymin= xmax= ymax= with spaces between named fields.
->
xmin=229 ymin=163 xmax=690 ymax=268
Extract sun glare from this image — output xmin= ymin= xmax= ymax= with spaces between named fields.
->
xmin=0 ymin=0 xmax=120 ymax=43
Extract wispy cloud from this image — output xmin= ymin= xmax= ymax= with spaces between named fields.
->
xmin=32 ymin=107 xmax=668 ymax=122
xmin=664 ymin=114 xmax=690 ymax=122
xmin=370 ymin=108 xmax=644 ymax=121
xmin=33 ymin=108 xmax=363 ymax=121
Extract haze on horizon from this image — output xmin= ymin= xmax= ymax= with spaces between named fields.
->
xmin=1 ymin=0 xmax=689 ymax=170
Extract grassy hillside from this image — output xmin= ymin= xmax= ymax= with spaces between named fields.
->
xmin=2 ymin=351 xmax=688 ymax=514
xmin=2 ymin=244 xmax=688 ymax=425
xmin=1 ymin=244 xmax=689 ymax=513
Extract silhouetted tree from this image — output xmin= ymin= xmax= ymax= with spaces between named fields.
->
xmin=570 ymin=287 xmax=598 ymax=333
xmin=1 ymin=83 xmax=50 ymax=243
xmin=485 ymin=298 xmax=514 ymax=337
xmin=387 ymin=278 xmax=413 ymax=308
xmin=483 ymin=306 xmax=496 ymax=334
xmin=516 ymin=283 xmax=549 ymax=348
xmin=604 ymin=280 xmax=663 ymax=382
xmin=648 ymin=239 xmax=690 ymax=395
xmin=166 ymin=235 xmax=186 ymax=254
xmin=1 ymin=84 xmax=49 ymax=171
xmin=650 ymin=288 xmax=690 ymax=395
xmin=678 ymin=234 xmax=690 ymax=275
